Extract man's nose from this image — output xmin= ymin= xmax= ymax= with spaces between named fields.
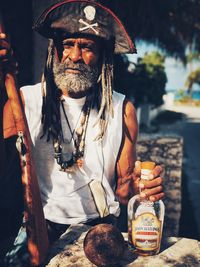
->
xmin=68 ymin=44 xmax=82 ymax=63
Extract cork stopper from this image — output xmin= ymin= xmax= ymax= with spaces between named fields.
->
xmin=141 ymin=161 xmax=155 ymax=170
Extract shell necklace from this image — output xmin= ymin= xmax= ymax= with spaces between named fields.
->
xmin=53 ymin=94 xmax=92 ymax=172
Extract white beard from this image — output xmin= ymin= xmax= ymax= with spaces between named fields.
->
xmin=53 ymin=56 xmax=100 ymax=95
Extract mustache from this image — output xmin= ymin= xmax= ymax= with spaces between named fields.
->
xmin=56 ymin=60 xmax=92 ymax=73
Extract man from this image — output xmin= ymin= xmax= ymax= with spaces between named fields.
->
xmin=0 ymin=0 xmax=164 ymax=265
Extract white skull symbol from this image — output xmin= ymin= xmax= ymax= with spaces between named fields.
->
xmin=83 ymin=6 xmax=96 ymax=21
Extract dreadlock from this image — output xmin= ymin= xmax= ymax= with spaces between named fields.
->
xmin=41 ymin=39 xmax=63 ymax=142
xmin=41 ymin=39 xmax=114 ymax=142
xmin=93 ymin=49 xmax=114 ymax=140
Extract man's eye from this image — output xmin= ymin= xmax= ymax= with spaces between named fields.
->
xmin=81 ymin=44 xmax=94 ymax=51
xmin=63 ymin=42 xmax=74 ymax=48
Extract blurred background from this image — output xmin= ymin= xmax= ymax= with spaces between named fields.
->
xmin=1 ymin=0 xmax=200 ymax=241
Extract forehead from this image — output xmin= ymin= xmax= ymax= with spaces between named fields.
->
xmin=62 ymin=37 xmax=100 ymax=45
xmin=56 ymin=33 xmax=102 ymax=46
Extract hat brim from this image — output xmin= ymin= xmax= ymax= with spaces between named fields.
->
xmin=33 ymin=0 xmax=137 ymax=54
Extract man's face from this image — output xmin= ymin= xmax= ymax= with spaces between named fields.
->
xmin=53 ymin=37 xmax=101 ymax=97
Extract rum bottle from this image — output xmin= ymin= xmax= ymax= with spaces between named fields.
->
xmin=128 ymin=161 xmax=165 ymax=256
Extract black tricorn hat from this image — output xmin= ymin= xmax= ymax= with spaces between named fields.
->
xmin=33 ymin=0 xmax=136 ymax=54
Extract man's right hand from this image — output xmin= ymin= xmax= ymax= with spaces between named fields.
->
xmin=0 ymin=33 xmax=18 ymax=80
xmin=0 ymin=33 xmax=12 ymax=87
xmin=0 ymin=33 xmax=11 ymax=63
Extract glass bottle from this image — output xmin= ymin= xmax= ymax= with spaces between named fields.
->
xmin=128 ymin=161 xmax=165 ymax=256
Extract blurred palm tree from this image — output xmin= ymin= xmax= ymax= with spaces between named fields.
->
xmin=185 ymin=68 xmax=200 ymax=95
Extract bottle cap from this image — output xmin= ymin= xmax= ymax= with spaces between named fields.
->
xmin=141 ymin=161 xmax=155 ymax=170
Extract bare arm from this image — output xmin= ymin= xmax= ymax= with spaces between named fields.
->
xmin=115 ymin=99 xmax=164 ymax=205
xmin=115 ymin=99 xmax=138 ymax=205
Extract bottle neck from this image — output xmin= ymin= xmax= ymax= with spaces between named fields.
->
xmin=140 ymin=168 xmax=153 ymax=203
xmin=141 ymin=168 xmax=152 ymax=180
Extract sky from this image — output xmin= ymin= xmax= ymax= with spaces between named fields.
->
xmin=127 ymin=42 xmax=200 ymax=92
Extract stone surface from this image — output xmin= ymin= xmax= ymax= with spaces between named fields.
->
xmin=126 ymin=237 xmax=200 ymax=267
xmin=45 ymin=225 xmax=95 ymax=267
xmin=137 ymin=134 xmax=183 ymax=238
xmin=45 ymin=225 xmax=200 ymax=267
xmin=157 ymin=105 xmax=200 ymax=240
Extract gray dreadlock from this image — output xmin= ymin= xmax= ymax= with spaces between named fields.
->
xmin=41 ymin=39 xmax=114 ymax=141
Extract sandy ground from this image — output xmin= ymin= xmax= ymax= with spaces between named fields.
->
xmin=158 ymin=104 xmax=200 ymax=240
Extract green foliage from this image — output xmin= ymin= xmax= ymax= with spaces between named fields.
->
xmin=175 ymin=88 xmax=200 ymax=106
xmin=114 ymin=52 xmax=167 ymax=108
xmin=131 ymin=61 xmax=167 ymax=107
xmin=140 ymin=51 xmax=165 ymax=66
xmin=185 ymin=68 xmax=200 ymax=90
xmin=177 ymin=89 xmax=186 ymax=99
xmin=186 ymin=51 xmax=200 ymax=63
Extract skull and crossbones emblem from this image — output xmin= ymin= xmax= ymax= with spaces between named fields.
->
xmin=79 ymin=5 xmax=99 ymax=35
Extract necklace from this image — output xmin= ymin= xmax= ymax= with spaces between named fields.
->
xmin=53 ymin=95 xmax=92 ymax=172
xmin=60 ymin=99 xmax=82 ymax=144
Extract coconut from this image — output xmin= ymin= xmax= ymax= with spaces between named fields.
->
xmin=83 ymin=223 xmax=125 ymax=266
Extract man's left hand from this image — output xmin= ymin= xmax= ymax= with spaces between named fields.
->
xmin=133 ymin=161 xmax=164 ymax=202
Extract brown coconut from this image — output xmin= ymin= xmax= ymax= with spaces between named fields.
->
xmin=83 ymin=223 xmax=125 ymax=266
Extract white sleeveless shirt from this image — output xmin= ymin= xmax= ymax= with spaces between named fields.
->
xmin=21 ymin=83 xmax=125 ymax=224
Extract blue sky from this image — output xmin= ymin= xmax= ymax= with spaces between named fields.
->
xmin=127 ymin=42 xmax=200 ymax=92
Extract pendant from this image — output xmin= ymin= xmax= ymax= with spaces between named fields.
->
xmin=76 ymin=158 xmax=84 ymax=167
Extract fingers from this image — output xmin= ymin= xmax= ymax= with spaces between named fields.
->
xmin=140 ymin=187 xmax=165 ymax=202
xmin=0 ymin=33 xmax=6 ymax=39
xmin=139 ymin=176 xmax=164 ymax=202
xmin=149 ymin=192 xmax=165 ymax=202
xmin=0 ymin=33 xmax=10 ymax=48
xmin=133 ymin=161 xmax=164 ymax=202
xmin=140 ymin=184 xmax=163 ymax=197
xmin=133 ymin=160 xmax=141 ymax=177
xmin=0 ymin=33 xmax=11 ymax=61
xmin=151 ymin=165 xmax=163 ymax=179
xmin=132 ymin=161 xmax=141 ymax=193
xmin=0 ymin=49 xmax=9 ymax=58
xmin=140 ymin=176 xmax=163 ymax=189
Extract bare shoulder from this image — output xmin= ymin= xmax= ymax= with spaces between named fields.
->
xmin=124 ymin=98 xmax=136 ymax=113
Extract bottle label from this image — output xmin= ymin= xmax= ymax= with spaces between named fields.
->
xmin=132 ymin=212 xmax=161 ymax=251
xmin=141 ymin=169 xmax=151 ymax=180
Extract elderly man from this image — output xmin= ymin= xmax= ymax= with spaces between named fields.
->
xmin=0 ymin=0 xmax=164 ymax=265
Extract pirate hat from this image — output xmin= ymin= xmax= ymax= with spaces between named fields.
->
xmin=33 ymin=0 xmax=136 ymax=54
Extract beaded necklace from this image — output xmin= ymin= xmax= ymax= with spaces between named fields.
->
xmin=53 ymin=94 xmax=92 ymax=172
